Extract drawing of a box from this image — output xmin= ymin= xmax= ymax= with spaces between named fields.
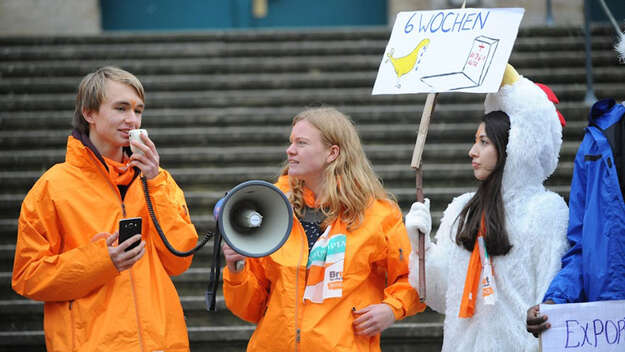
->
xmin=420 ymin=36 xmax=499 ymax=91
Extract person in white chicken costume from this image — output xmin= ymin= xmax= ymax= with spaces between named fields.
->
xmin=407 ymin=65 xmax=569 ymax=352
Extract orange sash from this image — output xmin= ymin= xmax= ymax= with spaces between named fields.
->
xmin=458 ymin=214 xmax=487 ymax=318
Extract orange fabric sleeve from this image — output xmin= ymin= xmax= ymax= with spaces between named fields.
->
xmin=222 ymin=257 xmax=271 ymax=323
xmin=145 ymin=169 xmax=198 ymax=276
xmin=381 ymin=206 xmax=426 ymax=320
xmin=12 ymin=181 xmax=119 ymax=301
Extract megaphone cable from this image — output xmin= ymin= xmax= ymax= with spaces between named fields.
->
xmin=141 ymin=176 xmax=214 ymax=257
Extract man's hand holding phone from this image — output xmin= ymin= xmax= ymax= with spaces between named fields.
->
xmin=108 ymin=217 xmax=146 ymax=272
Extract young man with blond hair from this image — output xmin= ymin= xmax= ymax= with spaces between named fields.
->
xmin=12 ymin=66 xmax=198 ymax=351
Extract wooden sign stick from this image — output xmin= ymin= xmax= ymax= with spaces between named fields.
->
xmin=409 ymin=0 xmax=465 ymax=305
xmin=410 ymin=92 xmax=438 ymax=303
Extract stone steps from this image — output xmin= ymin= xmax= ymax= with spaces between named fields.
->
xmin=0 ymin=41 xmax=390 ymax=61
xmin=2 ymin=67 xmax=625 ymax=95
xmin=0 ymin=141 xmax=583 ymax=172
xmin=0 ymin=30 xmax=616 ymax=51
xmin=0 ymin=120 xmax=589 ymax=151
xmin=1 ymin=51 xmax=620 ymax=78
xmin=0 ymin=35 xmax=617 ymax=62
xmin=0 ymin=32 xmax=617 ymax=60
xmin=2 ymin=83 xmax=623 ymax=112
xmin=0 ymin=101 xmax=591 ymax=130
xmin=0 ymin=24 xmax=617 ymax=46
xmin=0 ymin=160 xmax=577 ymax=192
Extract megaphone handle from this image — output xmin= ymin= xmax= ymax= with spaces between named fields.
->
xmin=235 ymin=260 xmax=245 ymax=272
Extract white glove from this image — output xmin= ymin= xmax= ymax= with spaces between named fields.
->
xmin=405 ymin=199 xmax=432 ymax=253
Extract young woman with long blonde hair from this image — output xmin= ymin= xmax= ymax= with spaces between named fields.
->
xmin=222 ymin=107 xmax=425 ymax=351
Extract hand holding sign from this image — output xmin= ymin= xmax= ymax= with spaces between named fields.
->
xmin=539 ymin=300 xmax=625 ymax=352
xmin=527 ymin=300 xmax=554 ymax=338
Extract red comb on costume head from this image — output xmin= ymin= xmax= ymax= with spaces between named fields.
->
xmin=535 ymin=83 xmax=566 ymax=127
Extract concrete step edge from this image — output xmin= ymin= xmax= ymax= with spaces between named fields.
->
xmin=0 ymin=162 xmax=577 ymax=182
xmin=0 ymin=23 xmax=618 ymax=45
xmin=0 ymin=83 xmax=621 ymax=104
xmin=0 ymin=120 xmax=590 ymax=137
xmin=2 ymin=41 xmax=620 ymax=61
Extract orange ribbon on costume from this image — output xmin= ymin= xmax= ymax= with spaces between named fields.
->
xmin=458 ymin=213 xmax=487 ymax=318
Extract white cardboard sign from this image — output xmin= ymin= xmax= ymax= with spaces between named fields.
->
xmin=540 ymin=300 xmax=625 ymax=352
xmin=372 ymin=8 xmax=524 ymax=95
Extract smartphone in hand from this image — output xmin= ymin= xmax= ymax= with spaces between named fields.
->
xmin=119 ymin=217 xmax=142 ymax=251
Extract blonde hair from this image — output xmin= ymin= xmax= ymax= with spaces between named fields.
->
xmin=73 ymin=66 xmax=145 ymax=134
xmin=281 ymin=107 xmax=394 ymax=230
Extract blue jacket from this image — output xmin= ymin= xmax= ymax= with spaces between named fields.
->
xmin=544 ymin=99 xmax=625 ymax=303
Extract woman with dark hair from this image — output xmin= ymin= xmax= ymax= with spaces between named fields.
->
xmin=455 ymin=110 xmax=512 ymax=257
xmin=406 ymin=66 xmax=569 ymax=352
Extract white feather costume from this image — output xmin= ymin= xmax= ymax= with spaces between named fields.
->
xmin=409 ymin=76 xmax=569 ymax=352
xmin=616 ymin=34 xmax=625 ymax=62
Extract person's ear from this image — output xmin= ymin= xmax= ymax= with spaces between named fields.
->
xmin=82 ymin=108 xmax=96 ymax=124
xmin=327 ymin=145 xmax=339 ymax=163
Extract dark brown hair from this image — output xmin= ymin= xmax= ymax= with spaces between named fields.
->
xmin=455 ymin=110 xmax=512 ymax=256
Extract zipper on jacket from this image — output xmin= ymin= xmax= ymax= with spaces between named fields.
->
xmin=86 ymin=152 xmax=132 ymax=218
xmin=69 ymin=300 xmax=76 ymax=351
xmin=399 ymin=248 xmax=404 ymax=261
xmin=87 ymin=153 xmax=144 ymax=349
xmin=293 ymin=223 xmax=306 ymax=351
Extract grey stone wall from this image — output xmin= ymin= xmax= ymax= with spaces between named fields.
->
xmin=389 ymin=0 xmax=583 ymax=27
xmin=0 ymin=0 xmax=100 ymax=35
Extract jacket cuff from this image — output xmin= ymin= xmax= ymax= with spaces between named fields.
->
xmin=383 ymin=297 xmax=406 ymax=320
xmin=223 ymin=265 xmax=248 ymax=285
xmin=543 ymin=294 xmax=567 ymax=304
xmin=146 ymin=169 xmax=167 ymax=189
xmin=92 ymin=239 xmax=121 ymax=277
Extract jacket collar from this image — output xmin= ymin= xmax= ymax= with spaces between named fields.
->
xmin=70 ymin=129 xmax=109 ymax=171
xmin=276 ymin=175 xmax=318 ymax=208
xmin=589 ymin=99 xmax=625 ymax=130
xmin=67 ymin=129 xmax=135 ymax=175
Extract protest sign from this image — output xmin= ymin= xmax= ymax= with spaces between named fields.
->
xmin=540 ymin=300 xmax=625 ymax=352
xmin=372 ymin=7 xmax=524 ymax=94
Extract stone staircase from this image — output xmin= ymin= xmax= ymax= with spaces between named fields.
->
xmin=1 ymin=25 xmax=624 ymax=351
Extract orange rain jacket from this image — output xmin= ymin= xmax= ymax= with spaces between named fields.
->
xmin=223 ymin=176 xmax=425 ymax=351
xmin=12 ymin=135 xmax=198 ymax=352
